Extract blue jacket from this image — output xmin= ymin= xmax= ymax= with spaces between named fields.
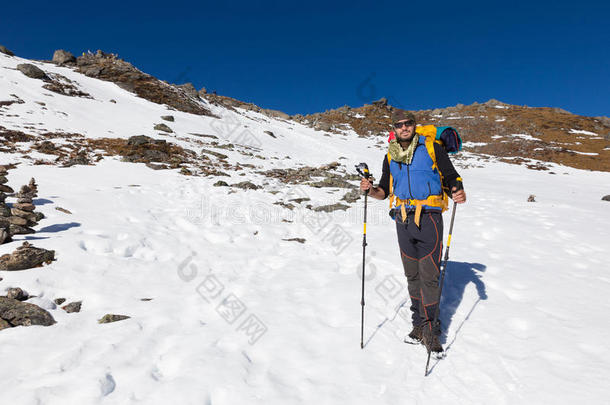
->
xmin=389 ymin=136 xmax=443 ymax=211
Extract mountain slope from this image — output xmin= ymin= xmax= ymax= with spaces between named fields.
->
xmin=0 ymin=50 xmax=609 ymax=405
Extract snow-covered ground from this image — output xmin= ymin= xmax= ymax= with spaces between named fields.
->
xmin=1 ymin=52 xmax=610 ymax=405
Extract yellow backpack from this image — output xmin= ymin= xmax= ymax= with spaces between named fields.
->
xmin=387 ymin=125 xmax=451 ymax=225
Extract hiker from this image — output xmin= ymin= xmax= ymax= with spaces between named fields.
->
xmin=359 ymin=110 xmax=466 ymax=354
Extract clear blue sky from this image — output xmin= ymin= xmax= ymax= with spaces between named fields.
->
xmin=2 ymin=0 xmax=608 ymax=116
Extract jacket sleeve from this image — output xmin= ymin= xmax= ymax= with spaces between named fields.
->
xmin=377 ymin=155 xmax=390 ymax=199
xmin=433 ymin=143 xmax=463 ymax=191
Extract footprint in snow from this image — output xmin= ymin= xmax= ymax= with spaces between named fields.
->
xmin=100 ymin=373 xmax=116 ymax=396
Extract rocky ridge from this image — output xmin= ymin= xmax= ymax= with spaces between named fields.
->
xmin=296 ymin=98 xmax=610 ymax=172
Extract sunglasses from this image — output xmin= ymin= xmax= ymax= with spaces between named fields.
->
xmin=394 ymin=120 xmax=415 ymax=129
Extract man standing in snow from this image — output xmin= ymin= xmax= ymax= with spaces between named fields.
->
xmin=360 ymin=110 xmax=466 ymax=354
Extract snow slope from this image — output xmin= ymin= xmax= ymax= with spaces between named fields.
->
xmin=1 ymin=52 xmax=610 ymax=405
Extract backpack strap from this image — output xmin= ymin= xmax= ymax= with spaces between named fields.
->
xmin=424 ymin=134 xmax=450 ymax=214
xmin=424 ymin=135 xmax=438 ymax=171
xmin=386 ymin=152 xmax=394 ymax=209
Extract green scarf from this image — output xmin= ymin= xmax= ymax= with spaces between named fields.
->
xmin=388 ymin=134 xmax=419 ymax=164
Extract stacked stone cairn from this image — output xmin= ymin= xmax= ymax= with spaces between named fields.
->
xmin=27 ymin=178 xmax=44 ymax=222
xmin=9 ymin=180 xmax=40 ymax=237
xmin=0 ymin=166 xmax=14 ymax=244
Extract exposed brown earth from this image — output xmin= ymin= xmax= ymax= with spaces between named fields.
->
xmin=297 ymin=99 xmax=610 ymax=172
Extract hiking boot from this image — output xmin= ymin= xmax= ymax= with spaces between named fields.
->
xmin=403 ymin=324 xmax=423 ymax=344
xmin=422 ymin=326 xmax=443 ymax=354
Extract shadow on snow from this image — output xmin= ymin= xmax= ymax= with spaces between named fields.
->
xmin=363 ymin=261 xmax=487 ymax=351
xmin=439 ymin=261 xmax=487 ymax=344
xmin=427 ymin=261 xmax=487 ymax=375
xmin=37 ymin=222 xmax=81 ymax=233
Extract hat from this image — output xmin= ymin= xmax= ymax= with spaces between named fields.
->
xmin=391 ymin=109 xmax=416 ymax=124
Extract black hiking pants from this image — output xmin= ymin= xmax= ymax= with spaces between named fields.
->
xmin=395 ymin=210 xmax=443 ymax=335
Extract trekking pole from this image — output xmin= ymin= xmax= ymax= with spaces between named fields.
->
xmin=355 ymin=163 xmax=372 ymax=349
xmin=425 ymin=201 xmax=457 ymax=375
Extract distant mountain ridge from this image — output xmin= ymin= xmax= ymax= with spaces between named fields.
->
xmin=295 ymin=98 xmax=610 ymax=172
xmin=2 ymin=45 xmax=609 ymax=172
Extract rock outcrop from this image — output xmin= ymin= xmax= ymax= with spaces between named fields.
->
xmin=74 ymin=50 xmax=215 ymax=117
xmin=52 ymin=49 xmax=76 ymax=65
xmin=0 ymin=242 xmax=55 ymax=271
xmin=294 ymin=99 xmax=610 ymax=172
xmin=0 ymin=297 xmax=56 ymax=327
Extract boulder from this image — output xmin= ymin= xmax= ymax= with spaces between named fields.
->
xmin=200 ymin=148 xmax=227 ymax=160
xmin=484 ymin=99 xmax=506 ymax=107
xmin=341 ymin=189 xmax=361 ymax=203
xmin=36 ymin=140 xmax=57 ymax=154
xmin=0 ymin=297 xmax=56 ymax=327
xmin=154 ymin=123 xmax=173 ymax=133
xmin=8 ymin=216 xmax=27 ymax=226
xmin=0 ymin=45 xmax=14 ymax=56
xmin=84 ymin=66 xmax=103 ymax=77
xmin=232 ymin=181 xmax=260 ymax=190
xmin=52 ymin=49 xmax=76 ymax=65
xmin=0 ymin=318 xmax=10 ymax=330
xmin=14 ymin=203 xmax=35 ymax=212
xmin=62 ymin=301 xmax=82 ymax=313
xmin=0 ymin=229 xmax=9 ymax=245
xmin=55 ymin=207 xmax=72 ymax=215
xmin=16 ymin=63 xmax=47 ymax=80
xmin=312 ymin=203 xmax=350 ymax=212
xmin=63 ymin=151 xmax=91 ymax=166
xmin=308 ymin=176 xmax=357 ymax=189
xmin=314 ymin=121 xmax=332 ymax=132
xmin=320 ymin=161 xmax=340 ymax=170
xmin=282 ymin=238 xmax=306 ymax=243
xmin=0 ymin=242 xmax=55 ymax=271
xmin=372 ymin=97 xmax=388 ymax=107
xmin=262 ymin=109 xmax=290 ymax=120
xmin=6 ymin=287 xmax=28 ymax=301
xmin=127 ymin=135 xmax=153 ymax=146
xmin=98 ymin=314 xmax=130 ymax=324
xmin=0 ymin=205 xmax=11 ymax=217
xmin=8 ymin=224 xmax=36 ymax=236
xmin=176 ymin=83 xmax=198 ymax=98
xmin=145 ymin=163 xmax=168 ymax=170
xmin=11 ymin=208 xmax=37 ymax=222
